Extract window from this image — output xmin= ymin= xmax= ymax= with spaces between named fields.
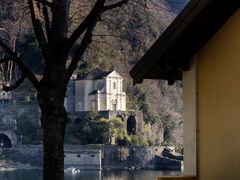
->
xmin=78 ymin=101 xmax=82 ymax=111
xmin=113 ymin=82 xmax=116 ymax=89
xmin=91 ymin=100 xmax=96 ymax=110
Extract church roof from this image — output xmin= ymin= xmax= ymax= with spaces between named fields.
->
xmin=89 ymin=90 xmax=98 ymax=95
xmin=78 ymin=68 xmax=113 ymax=80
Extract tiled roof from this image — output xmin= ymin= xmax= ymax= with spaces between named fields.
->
xmin=78 ymin=68 xmax=113 ymax=80
xmin=88 ymin=90 xmax=98 ymax=95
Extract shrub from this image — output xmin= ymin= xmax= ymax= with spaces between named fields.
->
xmin=16 ymin=114 xmax=42 ymax=144
xmin=162 ymin=115 xmax=176 ymax=144
xmin=147 ymin=139 xmax=154 ymax=146
xmin=129 ymin=135 xmax=148 ymax=146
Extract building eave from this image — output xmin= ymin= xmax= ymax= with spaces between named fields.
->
xmin=130 ymin=0 xmax=239 ymax=84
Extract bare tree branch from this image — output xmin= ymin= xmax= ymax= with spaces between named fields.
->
xmin=92 ymin=33 xmax=121 ymax=38
xmin=67 ymin=16 xmax=89 ymax=50
xmin=102 ymin=0 xmax=128 ymax=12
xmin=0 ymin=57 xmax=12 ymax=63
xmin=0 ymin=39 xmax=40 ymax=91
xmin=67 ymin=0 xmax=105 ymax=50
xmin=66 ymin=0 xmax=131 ymax=79
xmin=35 ymin=0 xmax=53 ymax=9
xmin=28 ymin=0 xmax=47 ymax=55
xmin=66 ymin=0 xmax=105 ymax=80
xmin=66 ymin=0 xmax=108 ymax=79
xmin=42 ymin=2 xmax=51 ymax=38
xmin=1 ymin=73 xmax=26 ymax=92
xmin=67 ymin=27 xmax=95 ymax=80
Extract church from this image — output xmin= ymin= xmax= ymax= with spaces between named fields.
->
xmin=65 ymin=68 xmax=126 ymax=112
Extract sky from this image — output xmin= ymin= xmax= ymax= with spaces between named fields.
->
xmin=165 ymin=0 xmax=190 ymax=13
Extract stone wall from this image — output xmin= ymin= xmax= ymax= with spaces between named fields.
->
xmin=0 ymin=104 xmax=39 ymax=117
xmin=1 ymin=145 xmax=102 ymax=169
xmin=2 ymin=145 xmax=43 ymax=166
xmin=103 ymin=145 xmax=164 ymax=170
xmin=1 ymin=145 xmax=181 ymax=170
xmin=64 ymin=145 xmax=101 ymax=169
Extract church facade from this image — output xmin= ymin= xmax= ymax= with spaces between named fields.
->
xmin=65 ymin=68 xmax=126 ymax=112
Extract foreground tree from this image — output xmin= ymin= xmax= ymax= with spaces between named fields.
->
xmin=0 ymin=0 xmax=129 ymax=179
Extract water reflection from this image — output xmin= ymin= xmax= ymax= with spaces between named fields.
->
xmin=65 ymin=170 xmax=101 ymax=180
xmin=101 ymin=170 xmax=181 ymax=180
xmin=0 ymin=169 xmax=181 ymax=180
xmin=0 ymin=170 xmax=42 ymax=180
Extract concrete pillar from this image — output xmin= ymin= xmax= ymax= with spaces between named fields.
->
xmin=182 ymin=57 xmax=197 ymax=176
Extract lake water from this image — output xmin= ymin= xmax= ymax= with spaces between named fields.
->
xmin=0 ymin=169 xmax=181 ymax=180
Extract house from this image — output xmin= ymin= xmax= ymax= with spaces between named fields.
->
xmin=131 ymin=0 xmax=239 ymax=179
xmin=65 ymin=68 xmax=126 ymax=112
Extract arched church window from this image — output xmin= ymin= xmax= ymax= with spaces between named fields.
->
xmin=91 ymin=100 xmax=96 ymax=110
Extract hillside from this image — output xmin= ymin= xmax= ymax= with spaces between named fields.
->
xmin=0 ymin=0 xmax=185 ymax=147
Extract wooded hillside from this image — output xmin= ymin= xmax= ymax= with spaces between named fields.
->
xmin=0 ymin=0 xmax=187 ymax=147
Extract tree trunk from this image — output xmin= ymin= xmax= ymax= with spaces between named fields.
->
xmin=38 ymin=69 xmax=67 ymax=180
xmin=42 ymin=108 xmax=66 ymax=180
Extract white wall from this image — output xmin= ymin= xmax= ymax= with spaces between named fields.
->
xmin=105 ymin=71 xmax=126 ymax=111
xmin=64 ymin=150 xmax=101 ymax=169
xmin=75 ymin=80 xmax=93 ymax=111
xmin=69 ymin=70 xmax=127 ymax=112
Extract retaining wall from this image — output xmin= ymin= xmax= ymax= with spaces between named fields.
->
xmin=0 ymin=145 xmax=181 ymax=170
